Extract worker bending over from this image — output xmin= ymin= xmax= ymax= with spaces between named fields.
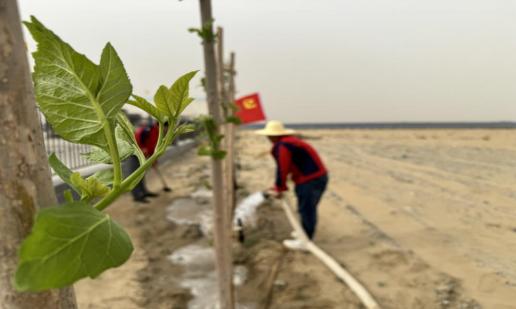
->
xmin=256 ymin=120 xmax=328 ymax=250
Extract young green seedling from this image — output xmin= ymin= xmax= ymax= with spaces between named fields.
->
xmin=15 ymin=16 xmax=197 ymax=292
xmin=188 ymin=19 xmax=216 ymax=43
xmin=197 ymin=115 xmax=227 ymax=159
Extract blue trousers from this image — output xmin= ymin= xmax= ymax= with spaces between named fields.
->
xmin=127 ymin=155 xmax=148 ymax=199
xmin=294 ymin=174 xmax=328 ymax=239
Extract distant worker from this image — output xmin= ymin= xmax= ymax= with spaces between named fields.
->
xmin=257 ymin=120 xmax=328 ymax=250
xmin=128 ymin=119 xmax=159 ymax=203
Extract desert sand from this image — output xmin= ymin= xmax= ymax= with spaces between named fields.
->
xmin=76 ymin=129 xmax=516 ymax=308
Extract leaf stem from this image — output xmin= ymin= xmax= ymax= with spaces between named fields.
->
xmin=94 ymin=123 xmax=176 ymax=211
xmin=81 ymin=88 xmax=122 ymax=190
xmin=104 ymin=122 xmax=122 ymax=190
xmin=117 ymin=114 xmax=146 ymax=164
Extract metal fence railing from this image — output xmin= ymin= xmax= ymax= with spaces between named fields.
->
xmin=38 ymin=112 xmax=93 ymax=174
xmin=38 ymin=110 xmax=199 ymax=175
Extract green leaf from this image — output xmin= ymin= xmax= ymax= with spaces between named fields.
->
xmin=116 ymin=113 xmax=136 ymax=142
xmin=179 ymin=97 xmax=195 ymax=115
xmin=83 ymin=126 xmax=135 ymax=164
xmin=197 ymin=145 xmax=213 ymax=157
xmin=115 ymin=113 xmax=147 ymax=191
xmin=15 ymin=202 xmax=133 ymax=291
xmin=199 ymin=77 xmax=207 ymax=91
xmin=48 ymin=153 xmax=79 ymax=193
xmin=82 ymin=147 xmax=112 ymax=164
xmin=154 ymin=85 xmax=172 ymax=117
xmin=198 ymin=146 xmax=226 ymax=159
xmin=211 ymin=149 xmax=227 ymax=159
xmin=169 ymin=71 xmax=198 ymax=115
xmin=97 ymin=43 xmax=132 ymax=117
xmin=83 ymin=143 xmax=132 ymax=164
xmin=176 ymin=123 xmax=196 ymax=136
xmin=153 ymin=71 xmax=198 ymax=118
xmin=128 ymin=95 xmax=164 ymax=122
xmin=116 ymin=113 xmax=146 ymax=164
xmin=188 ymin=19 xmax=216 ymax=42
xmin=115 ymin=125 xmax=134 ymax=153
xmin=196 ymin=116 xmax=226 ymax=160
xmin=24 ymin=17 xmax=132 ymax=151
xmin=89 ymin=169 xmax=114 ymax=186
xmin=225 ymin=115 xmax=241 ymax=125
xmin=70 ymin=172 xmax=110 ymax=200
xmin=201 ymin=116 xmax=224 ymax=145
xmin=188 ymin=28 xmax=202 ymax=37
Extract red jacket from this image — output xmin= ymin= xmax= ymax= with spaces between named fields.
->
xmin=135 ymin=124 xmax=159 ymax=157
xmin=271 ymin=136 xmax=327 ymax=192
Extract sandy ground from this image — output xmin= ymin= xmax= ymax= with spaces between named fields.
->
xmin=76 ymin=129 xmax=516 ymax=308
xmin=240 ymin=129 xmax=516 ymax=308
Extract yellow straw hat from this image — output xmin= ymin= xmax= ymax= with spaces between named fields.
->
xmin=255 ymin=120 xmax=296 ymax=136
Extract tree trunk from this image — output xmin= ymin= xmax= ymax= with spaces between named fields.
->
xmin=198 ymin=1 xmax=234 ymax=308
xmin=0 ymin=1 xmax=77 ymax=308
xmin=216 ymin=27 xmax=236 ymax=248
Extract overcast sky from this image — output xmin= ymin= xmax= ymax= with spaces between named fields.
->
xmin=19 ymin=0 xmax=516 ymax=123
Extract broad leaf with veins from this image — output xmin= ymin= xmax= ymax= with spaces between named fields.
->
xmin=15 ymin=202 xmax=133 ymax=291
xmin=154 ymin=71 xmax=197 ymax=118
xmin=24 ymin=16 xmax=132 ymax=151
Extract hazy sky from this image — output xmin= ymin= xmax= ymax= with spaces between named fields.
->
xmin=20 ymin=0 xmax=516 ymax=123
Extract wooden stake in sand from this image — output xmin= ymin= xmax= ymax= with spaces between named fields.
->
xmin=216 ymin=27 xmax=226 ymax=113
xmin=226 ymin=52 xmax=237 ymax=217
xmin=216 ymin=27 xmax=234 ymax=236
xmin=197 ymin=1 xmax=234 ymax=308
xmin=280 ymin=199 xmax=381 ymax=309
xmin=216 ymin=28 xmax=238 ymax=227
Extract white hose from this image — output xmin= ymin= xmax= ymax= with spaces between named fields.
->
xmin=280 ymin=198 xmax=381 ymax=309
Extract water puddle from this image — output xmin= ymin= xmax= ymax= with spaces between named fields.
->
xmin=166 ymin=198 xmax=213 ymax=237
xmin=166 ymin=191 xmax=258 ymax=309
xmin=168 ymin=244 xmax=218 ymax=309
xmin=168 ymin=243 xmax=254 ymax=309
xmin=233 ymin=265 xmax=248 ymax=286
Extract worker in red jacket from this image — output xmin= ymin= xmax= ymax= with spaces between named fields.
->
xmin=129 ymin=119 xmax=160 ymax=203
xmin=257 ymin=120 xmax=328 ymax=250
xmin=135 ymin=120 xmax=159 ymax=158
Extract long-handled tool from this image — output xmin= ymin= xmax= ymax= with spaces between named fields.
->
xmin=152 ymin=166 xmax=172 ymax=192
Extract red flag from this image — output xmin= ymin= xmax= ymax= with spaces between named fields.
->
xmin=235 ymin=93 xmax=266 ymax=124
